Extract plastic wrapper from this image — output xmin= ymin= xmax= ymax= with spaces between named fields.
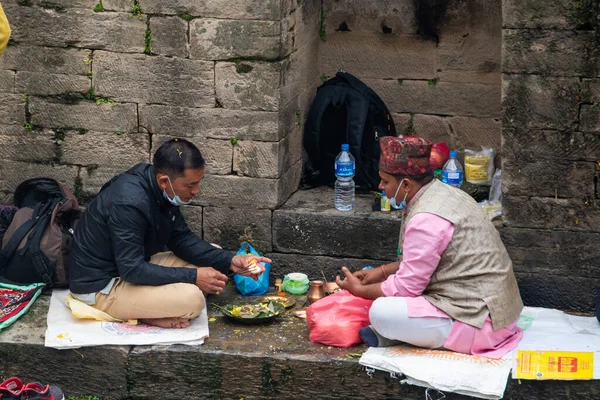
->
xmin=478 ymin=169 xmax=502 ymax=220
xmin=465 ymin=147 xmax=495 ymax=185
xmin=489 ymin=169 xmax=502 ymax=203
xmin=306 ymin=290 xmax=373 ymax=348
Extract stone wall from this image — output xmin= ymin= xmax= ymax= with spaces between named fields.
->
xmin=0 ymin=0 xmax=321 ymax=250
xmin=322 ymin=0 xmax=502 ymax=154
xmin=1 ymin=0 xmax=598 ymax=313
xmin=501 ymin=0 xmax=600 ymax=311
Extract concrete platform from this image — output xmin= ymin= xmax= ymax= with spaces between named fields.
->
xmin=1 ymin=287 xmax=599 ymax=399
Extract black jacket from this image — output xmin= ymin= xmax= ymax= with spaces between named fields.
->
xmin=69 ymin=163 xmax=233 ymax=294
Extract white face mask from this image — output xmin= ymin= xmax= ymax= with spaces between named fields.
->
xmin=389 ymin=179 xmax=408 ymax=210
xmin=163 ymin=176 xmax=191 ymax=206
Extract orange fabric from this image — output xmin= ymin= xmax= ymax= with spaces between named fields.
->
xmin=0 ymin=3 xmax=11 ymax=56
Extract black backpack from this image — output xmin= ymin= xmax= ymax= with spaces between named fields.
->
xmin=303 ymin=71 xmax=396 ymax=190
xmin=0 ymin=206 xmax=18 ymax=246
xmin=0 ymin=178 xmax=80 ymax=287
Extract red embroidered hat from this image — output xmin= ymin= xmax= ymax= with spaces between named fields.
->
xmin=379 ymin=136 xmax=433 ymax=176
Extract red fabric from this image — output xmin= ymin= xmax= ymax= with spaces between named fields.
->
xmin=379 ymin=136 xmax=432 ymax=176
xmin=0 ymin=287 xmax=37 ymax=323
xmin=306 ymin=290 xmax=373 ymax=348
xmin=430 ymin=142 xmax=450 ymax=170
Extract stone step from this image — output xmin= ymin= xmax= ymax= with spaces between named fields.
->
xmin=272 ymin=187 xmax=402 ymax=261
xmin=266 ymin=252 xmax=386 ymax=284
xmin=268 ymin=187 xmax=505 ymax=284
xmin=1 ymin=290 xmax=598 ymax=400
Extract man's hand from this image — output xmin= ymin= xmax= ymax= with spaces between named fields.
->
xmin=337 ymin=266 xmax=385 ymax=300
xmin=195 ymin=267 xmax=228 ymax=295
xmin=336 ymin=267 xmax=363 ymax=296
xmin=353 ymin=267 xmax=386 ymax=285
xmin=230 ymin=255 xmax=272 ymax=280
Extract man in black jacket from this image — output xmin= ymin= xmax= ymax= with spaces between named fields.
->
xmin=69 ymin=138 xmax=269 ymax=328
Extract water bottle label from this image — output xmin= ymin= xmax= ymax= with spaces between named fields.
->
xmin=442 ymin=171 xmax=463 ymax=185
xmin=335 ymin=162 xmax=354 ymax=177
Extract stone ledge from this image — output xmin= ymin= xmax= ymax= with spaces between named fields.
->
xmin=273 ymin=187 xmax=402 ymax=260
xmin=1 ymin=291 xmax=598 ymax=399
xmin=272 ymin=187 xmax=506 ymax=262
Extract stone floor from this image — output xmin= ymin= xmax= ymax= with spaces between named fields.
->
xmin=0 ymin=287 xmax=598 ymax=399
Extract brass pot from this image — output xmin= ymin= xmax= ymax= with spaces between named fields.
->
xmin=307 ymin=280 xmax=326 ymax=304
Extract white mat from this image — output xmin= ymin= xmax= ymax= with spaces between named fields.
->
xmin=360 ymin=346 xmax=512 ymax=399
xmin=45 ymin=290 xmax=209 ymax=349
xmin=359 ymin=307 xmax=600 ymax=399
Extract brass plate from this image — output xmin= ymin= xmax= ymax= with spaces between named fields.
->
xmin=259 ymin=295 xmax=296 ymax=308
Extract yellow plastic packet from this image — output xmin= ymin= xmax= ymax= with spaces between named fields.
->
xmin=515 ymin=350 xmax=594 ymax=380
xmin=465 ymin=148 xmax=495 ymax=185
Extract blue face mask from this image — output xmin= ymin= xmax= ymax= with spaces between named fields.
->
xmin=163 ymin=176 xmax=191 ymax=206
xmin=389 ymin=179 xmax=408 ymax=210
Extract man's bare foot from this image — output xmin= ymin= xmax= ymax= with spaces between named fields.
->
xmin=140 ymin=317 xmax=191 ymax=329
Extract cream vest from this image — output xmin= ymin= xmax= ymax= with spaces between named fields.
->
xmin=399 ymin=179 xmax=523 ymax=330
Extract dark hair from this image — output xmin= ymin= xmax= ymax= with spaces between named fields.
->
xmin=153 ymin=138 xmax=205 ymax=177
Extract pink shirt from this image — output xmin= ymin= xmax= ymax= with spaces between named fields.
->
xmin=380 ymin=213 xmax=522 ymax=359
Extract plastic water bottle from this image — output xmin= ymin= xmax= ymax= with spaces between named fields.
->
xmin=442 ymin=151 xmax=464 ymax=188
xmin=334 ymin=143 xmax=355 ymax=211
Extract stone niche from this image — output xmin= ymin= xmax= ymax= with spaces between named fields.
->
xmin=322 ymin=0 xmax=503 ymax=153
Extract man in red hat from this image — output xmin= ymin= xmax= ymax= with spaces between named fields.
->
xmin=336 ymin=135 xmax=523 ymax=358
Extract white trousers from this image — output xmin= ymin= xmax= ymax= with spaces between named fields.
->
xmin=369 ymin=297 xmax=454 ymax=349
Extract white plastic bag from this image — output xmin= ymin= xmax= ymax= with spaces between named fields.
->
xmin=478 ymin=169 xmax=502 ymax=220
xmin=489 ymin=169 xmax=502 ymax=203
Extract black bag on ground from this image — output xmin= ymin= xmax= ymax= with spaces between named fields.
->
xmin=0 ymin=178 xmax=80 ymax=287
xmin=303 ymin=71 xmax=396 ymax=190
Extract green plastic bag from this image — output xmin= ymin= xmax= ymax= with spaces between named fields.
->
xmin=282 ymin=273 xmax=309 ymax=295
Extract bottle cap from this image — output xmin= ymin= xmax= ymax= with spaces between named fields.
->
xmin=341 ymin=143 xmax=349 ymax=151
xmin=450 ymin=151 xmax=458 ymax=158
xmin=381 ymin=190 xmax=386 ymax=197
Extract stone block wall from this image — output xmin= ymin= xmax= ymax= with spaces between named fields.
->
xmin=501 ymin=0 xmax=600 ymax=311
xmin=0 ymin=0 xmax=321 ymax=251
xmin=1 ymin=0 xmax=598 ymax=313
xmin=322 ymin=0 xmax=502 ymax=154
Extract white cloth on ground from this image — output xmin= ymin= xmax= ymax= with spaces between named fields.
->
xmin=45 ymin=289 xmax=209 ymax=349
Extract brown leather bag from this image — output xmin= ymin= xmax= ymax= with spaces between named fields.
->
xmin=0 ymin=178 xmax=80 ymax=287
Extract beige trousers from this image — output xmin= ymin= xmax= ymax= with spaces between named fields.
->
xmin=93 ymin=252 xmax=204 ymax=321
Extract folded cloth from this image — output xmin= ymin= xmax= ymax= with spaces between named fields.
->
xmin=0 ymin=282 xmax=44 ymax=331
xmin=65 ymin=293 xmax=137 ymax=325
